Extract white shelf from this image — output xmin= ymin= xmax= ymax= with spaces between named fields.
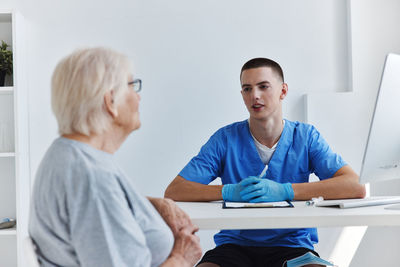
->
xmin=0 ymin=10 xmax=30 ymax=267
xmin=0 ymin=87 xmax=13 ymax=94
xmin=0 ymin=87 xmax=13 ymax=93
xmin=0 ymin=153 xmax=15 ymax=157
xmin=0 ymin=227 xmax=16 ymax=236
xmin=0 ymin=11 xmax=12 ymax=18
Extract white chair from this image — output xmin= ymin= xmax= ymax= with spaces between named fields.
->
xmin=24 ymin=237 xmax=40 ymax=267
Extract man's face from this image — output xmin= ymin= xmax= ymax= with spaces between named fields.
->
xmin=240 ymin=67 xmax=287 ymax=120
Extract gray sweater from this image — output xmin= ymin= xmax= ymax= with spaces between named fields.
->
xmin=29 ymin=137 xmax=173 ymax=267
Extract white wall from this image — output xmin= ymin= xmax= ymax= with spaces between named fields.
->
xmin=306 ymin=0 xmax=400 ymax=266
xmin=4 ymin=0 xmax=397 ymax=265
xmin=349 ymin=0 xmax=400 ymax=266
xmin=12 ymin=0 xmax=350 ymax=196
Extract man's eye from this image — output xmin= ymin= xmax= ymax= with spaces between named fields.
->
xmin=243 ymin=87 xmax=251 ymax=92
xmin=260 ymin=85 xmax=269 ymax=90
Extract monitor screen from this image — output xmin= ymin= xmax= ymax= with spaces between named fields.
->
xmin=360 ymin=53 xmax=400 ymax=184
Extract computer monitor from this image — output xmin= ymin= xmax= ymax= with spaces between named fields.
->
xmin=359 ymin=53 xmax=400 ymax=210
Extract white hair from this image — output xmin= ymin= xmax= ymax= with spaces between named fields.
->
xmin=51 ymin=47 xmax=131 ymax=136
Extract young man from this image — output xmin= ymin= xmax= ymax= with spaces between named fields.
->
xmin=165 ymin=58 xmax=366 ymax=267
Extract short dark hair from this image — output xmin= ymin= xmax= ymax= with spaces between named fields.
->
xmin=240 ymin=57 xmax=284 ymax=82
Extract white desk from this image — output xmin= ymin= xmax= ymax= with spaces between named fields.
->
xmin=176 ymin=201 xmax=400 ymax=229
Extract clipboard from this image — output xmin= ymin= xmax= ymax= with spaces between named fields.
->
xmin=222 ymin=200 xmax=293 ymax=209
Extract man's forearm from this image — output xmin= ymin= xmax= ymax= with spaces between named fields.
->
xmin=292 ymin=165 xmax=366 ymax=200
xmin=165 ymin=176 xmax=223 ymax=201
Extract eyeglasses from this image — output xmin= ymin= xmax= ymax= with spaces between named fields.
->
xmin=128 ymin=79 xmax=142 ymax=93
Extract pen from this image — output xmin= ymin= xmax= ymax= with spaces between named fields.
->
xmin=259 ymin=164 xmax=269 ymax=178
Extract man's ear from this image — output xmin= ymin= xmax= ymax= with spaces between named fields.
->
xmin=104 ymin=91 xmax=118 ymax=118
xmin=280 ymin=83 xmax=288 ymax=100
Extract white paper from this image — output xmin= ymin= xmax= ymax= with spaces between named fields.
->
xmin=225 ymin=201 xmax=291 ymax=208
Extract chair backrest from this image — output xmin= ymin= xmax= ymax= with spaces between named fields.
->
xmin=25 ymin=237 xmax=40 ymax=267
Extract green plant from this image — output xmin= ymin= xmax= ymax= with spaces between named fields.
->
xmin=0 ymin=40 xmax=13 ymax=75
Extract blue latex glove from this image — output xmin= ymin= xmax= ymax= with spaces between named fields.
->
xmin=240 ymin=176 xmax=294 ymax=202
xmin=222 ymin=177 xmax=256 ymax=202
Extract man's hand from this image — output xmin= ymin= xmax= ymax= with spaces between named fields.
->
xmin=240 ymin=177 xmax=294 ymax=202
xmin=147 ymin=197 xmax=193 ymax=236
xmin=222 ymin=177 xmax=257 ymax=202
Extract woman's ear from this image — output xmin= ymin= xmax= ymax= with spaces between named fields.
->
xmin=104 ymin=91 xmax=118 ymax=118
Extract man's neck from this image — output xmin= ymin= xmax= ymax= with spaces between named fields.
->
xmin=249 ymin=117 xmax=284 ymax=148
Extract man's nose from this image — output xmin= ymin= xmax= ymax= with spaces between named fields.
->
xmin=251 ymin=88 xmax=261 ymax=99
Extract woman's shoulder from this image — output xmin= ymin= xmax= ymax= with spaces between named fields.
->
xmin=36 ymin=137 xmax=120 ymax=190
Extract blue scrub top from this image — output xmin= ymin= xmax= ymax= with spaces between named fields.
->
xmin=179 ymin=119 xmax=346 ymax=250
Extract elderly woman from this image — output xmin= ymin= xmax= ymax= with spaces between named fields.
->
xmin=29 ymin=47 xmax=202 ymax=267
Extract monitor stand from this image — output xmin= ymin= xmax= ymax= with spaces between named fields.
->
xmin=385 ymin=204 xmax=400 ymax=210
